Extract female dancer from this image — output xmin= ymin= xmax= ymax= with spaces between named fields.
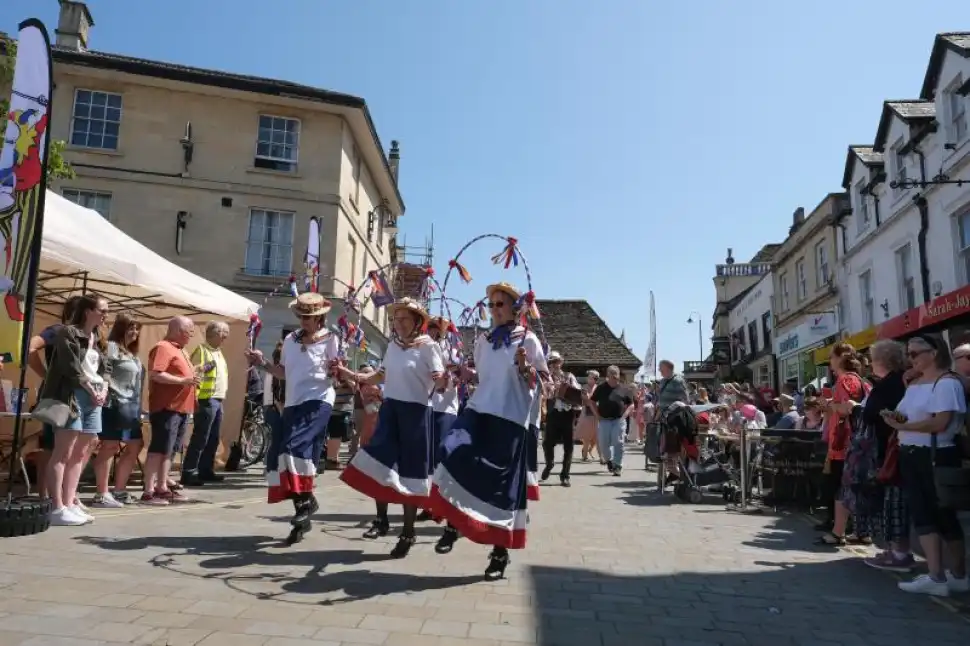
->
xmin=577 ymin=371 xmax=600 ymax=462
xmin=429 ymin=282 xmax=549 ymax=579
xmin=418 ymin=316 xmax=460 ymax=522
xmin=246 ymin=293 xmax=341 ymax=545
xmin=340 ymin=298 xmax=445 ymax=558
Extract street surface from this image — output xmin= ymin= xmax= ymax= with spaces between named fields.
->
xmin=0 ymin=450 xmax=968 ymax=646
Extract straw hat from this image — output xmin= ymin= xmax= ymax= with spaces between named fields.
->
xmin=776 ymin=393 xmax=795 ymax=409
xmin=428 ymin=315 xmax=452 ymax=331
xmin=486 ymin=282 xmax=520 ymax=304
xmin=547 ymin=350 xmax=563 ymax=363
xmin=388 ymin=297 xmax=431 ymax=328
xmin=289 ymin=292 xmax=332 ymax=318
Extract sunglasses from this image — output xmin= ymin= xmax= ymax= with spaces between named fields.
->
xmin=907 ymin=349 xmax=930 ymax=359
xmin=487 ymin=301 xmax=506 ymax=308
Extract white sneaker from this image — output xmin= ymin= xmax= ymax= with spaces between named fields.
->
xmin=91 ymin=493 xmax=124 ymax=509
xmin=69 ymin=504 xmax=95 ymax=523
xmin=49 ymin=507 xmax=88 ymax=527
xmin=946 ymin=571 xmax=970 ymax=593
xmin=899 ymin=574 xmax=950 ymax=597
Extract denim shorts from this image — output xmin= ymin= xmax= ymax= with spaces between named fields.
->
xmin=64 ymin=387 xmax=103 ymax=434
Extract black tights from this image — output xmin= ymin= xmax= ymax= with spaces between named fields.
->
xmin=377 ymin=501 xmax=418 ymax=536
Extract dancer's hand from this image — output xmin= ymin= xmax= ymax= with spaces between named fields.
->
xmin=515 ymin=347 xmax=528 ymax=369
xmin=245 ymin=349 xmax=264 ymax=366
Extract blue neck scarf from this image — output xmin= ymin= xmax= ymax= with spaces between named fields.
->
xmin=486 ymin=323 xmax=516 ymax=350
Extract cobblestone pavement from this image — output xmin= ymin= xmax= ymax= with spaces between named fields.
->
xmin=1 ymin=449 xmax=969 ymax=646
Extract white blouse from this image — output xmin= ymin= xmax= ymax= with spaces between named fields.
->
xmin=381 ymin=337 xmax=446 ymax=406
xmin=896 ymin=378 xmax=966 ymax=448
xmin=468 ymin=326 xmax=548 ymax=428
xmin=431 ymin=339 xmax=460 ymax=415
xmin=279 ymin=331 xmax=342 ymax=407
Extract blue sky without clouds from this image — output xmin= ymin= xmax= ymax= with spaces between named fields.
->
xmin=3 ymin=1 xmax=966 ymax=370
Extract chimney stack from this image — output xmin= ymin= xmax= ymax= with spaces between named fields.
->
xmin=388 ymin=140 xmax=400 ymax=184
xmin=789 ymin=206 xmax=806 ymax=235
xmin=725 ymin=248 xmax=735 ymax=264
xmin=55 ymin=0 xmax=94 ymax=51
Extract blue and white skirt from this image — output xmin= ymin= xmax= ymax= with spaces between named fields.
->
xmin=266 ymin=400 xmax=333 ymax=504
xmin=526 ymin=424 xmax=540 ymax=502
xmin=341 ymin=397 xmax=433 ymax=505
xmin=432 ymin=410 xmax=458 ymax=469
xmin=429 ymin=408 xmax=529 ymax=549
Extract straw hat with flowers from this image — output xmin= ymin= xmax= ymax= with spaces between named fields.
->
xmin=289 ymin=292 xmax=332 ymax=318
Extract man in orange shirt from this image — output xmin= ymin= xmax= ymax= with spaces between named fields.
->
xmin=143 ymin=316 xmax=200 ymax=505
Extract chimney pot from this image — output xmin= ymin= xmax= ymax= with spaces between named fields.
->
xmin=388 ymin=140 xmax=400 ymax=183
xmin=55 ymin=0 xmax=94 ymax=51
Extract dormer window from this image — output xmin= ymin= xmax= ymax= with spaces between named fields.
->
xmin=856 ymin=181 xmax=870 ymax=235
xmin=892 ymin=139 xmax=907 ymax=195
xmin=947 ymin=78 xmax=967 ymax=143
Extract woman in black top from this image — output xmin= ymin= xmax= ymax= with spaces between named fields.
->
xmin=860 ymin=340 xmax=913 ymax=571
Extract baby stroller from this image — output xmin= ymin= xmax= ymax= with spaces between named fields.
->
xmin=663 ymin=404 xmax=734 ymax=504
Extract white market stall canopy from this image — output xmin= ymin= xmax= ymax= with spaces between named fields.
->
xmin=35 ymin=191 xmax=259 ymax=322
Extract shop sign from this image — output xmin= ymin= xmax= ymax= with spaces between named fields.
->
xmin=812 ymin=325 xmax=879 ymax=365
xmin=878 ymin=284 xmax=970 ymax=340
xmin=777 ymin=330 xmax=800 ymax=357
xmin=711 ymin=336 xmax=731 ymax=365
xmin=775 ymin=313 xmax=837 ymax=358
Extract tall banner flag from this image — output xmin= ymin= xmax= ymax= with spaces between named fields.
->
xmin=643 ymin=291 xmax=657 ymax=378
xmin=1 ymin=19 xmax=53 ymax=495
xmin=0 ymin=21 xmax=51 ymax=367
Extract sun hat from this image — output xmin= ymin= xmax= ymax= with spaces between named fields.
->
xmin=388 ymin=297 xmax=431 ymax=328
xmin=485 ymin=282 xmax=521 ymax=304
xmin=428 ymin=315 xmax=452 ymax=331
xmin=289 ymin=292 xmax=332 ymax=318
xmin=547 ymin=350 xmax=563 ymax=363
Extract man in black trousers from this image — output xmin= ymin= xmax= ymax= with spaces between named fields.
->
xmin=540 ymin=351 xmax=581 ymax=487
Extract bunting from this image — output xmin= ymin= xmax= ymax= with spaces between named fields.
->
xmin=368 ymin=270 xmax=395 ymax=307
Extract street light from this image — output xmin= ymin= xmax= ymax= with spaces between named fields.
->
xmin=686 ymin=311 xmax=703 ymax=361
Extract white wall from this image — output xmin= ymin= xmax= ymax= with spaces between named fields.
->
xmin=728 ymin=272 xmax=773 ymax=355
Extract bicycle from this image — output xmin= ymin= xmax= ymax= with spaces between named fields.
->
xmin=237 ymin=400 xmax=271 ymax=469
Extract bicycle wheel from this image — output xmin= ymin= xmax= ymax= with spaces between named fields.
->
xmin=238 ymin=420 xmax=269 ymax=469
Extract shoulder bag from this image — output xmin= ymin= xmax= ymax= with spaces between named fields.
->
xmin=32 ymin=341 xmax=75 ymax=428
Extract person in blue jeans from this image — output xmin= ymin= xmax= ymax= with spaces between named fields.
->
xmin=590 ymin=365 xmax=634 ymax=476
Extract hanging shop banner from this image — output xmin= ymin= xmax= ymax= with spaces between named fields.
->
xmin=774 ymin=312 xmax=838 ymax=360
xmin=812 ymin=325 xmax=879 ymax=366
xmin=0 ymin=20 xmax=53 ymax=366
xmin=878 ymin=283 xmax=970 ymax=340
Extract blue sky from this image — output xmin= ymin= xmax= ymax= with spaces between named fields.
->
xmin=4 ymin=1 xmax=966 ymax=371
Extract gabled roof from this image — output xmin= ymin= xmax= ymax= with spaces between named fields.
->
xmin=921 ymin=32 xmax=970 ymax=100
xmin=47 ymin=45 xmax=406 ymax=213
xmin=873 ymin=100 xmax=936 ymax=152
xmin=749 ymin=244 xmax=781 ymax=263
xmin=458 ymin=299 xmax=642 ymax=370
xmin=842 ymin=145 xmax=884 ymax=190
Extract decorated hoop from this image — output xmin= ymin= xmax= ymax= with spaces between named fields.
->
xmin=440 ymin=234 xmax=547 ymax=351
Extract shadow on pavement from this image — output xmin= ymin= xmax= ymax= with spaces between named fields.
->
xmin=74 ymin=532 xmax=480 ymax=606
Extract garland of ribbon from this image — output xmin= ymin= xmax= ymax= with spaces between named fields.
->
xmin=439 ymin=234 xmax=547 ymax=352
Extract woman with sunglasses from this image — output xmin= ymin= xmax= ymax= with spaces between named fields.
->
xmin=882 ymin=334 xmax=968 ymax=597
xmin=340 ymin=298 xmax=445 ymax=558
xmin=429 ymin=282 xmax=549 ymax=579
xmin=246 ymin=292 xmax=342 ymax=545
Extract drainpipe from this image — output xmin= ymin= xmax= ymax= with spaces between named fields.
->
xmin=913 ymin=148 xmax=931 ymax=304
xmin=872 ymin=195 xmax=882 ymax=227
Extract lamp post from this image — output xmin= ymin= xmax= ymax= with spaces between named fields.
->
xmin=686 ymin=311 xmax=703 ymax=361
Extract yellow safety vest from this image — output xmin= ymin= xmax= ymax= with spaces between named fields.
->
xmin=191 ymin=344 xmax=217 ymax=400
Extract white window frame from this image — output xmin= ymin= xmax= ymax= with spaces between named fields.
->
xmin=895 ymin=242 xmax=917 ymax=311
xmin=815 ymin=241 xmax=829 ymax=289
xmin=69 ymin=88 xmax=123 ymax=151
xmin=780 ymin=272 xmax=790 ymax=312
xmin=796 ymin=258 xmax=807 ymax=301
xmin=254 ymin=114 xmax=301 ymax=173
xmin=243 ymin=208 xmax=295 ymax=277
xmin=957 ymin=211 xmax=970 ymax=285
xmin=855 ymin=182 xmax=870 ymax=235
xmin=892 ymin=139 xmax=907 ymax=195
xmin=947 ymin=77 xmax=967 ymax=143
xmin=62 ymin=188 xmax=112 ymax=220
xmin=860 ymin=270 xmax=874 ymax=327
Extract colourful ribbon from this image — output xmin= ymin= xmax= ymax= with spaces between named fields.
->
xmin=490 ymin=236 xmax=519 ymax=269
xmin=448 ymin=258 xmax=473 ymax=284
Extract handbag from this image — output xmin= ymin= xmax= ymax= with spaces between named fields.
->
xmin=32 ymin=398 xmax=73 ymax=428
xmin=932 ymin=432 xmax=970 ymax=511
xmin=877 ymin=431 xmax=900 ymax=484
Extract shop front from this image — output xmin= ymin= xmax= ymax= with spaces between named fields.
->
xmin=812 ymin=325 xmax=879 ymax=367
xmin=774 ymin=313 xmax=839 ymax=388
xmin=878 ymin=283 xmax=970 ymax=348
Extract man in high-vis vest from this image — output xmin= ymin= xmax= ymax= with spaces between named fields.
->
xmin=182 ymin=321 xmax=230 ymax=486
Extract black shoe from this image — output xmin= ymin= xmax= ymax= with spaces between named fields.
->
xmin=363 ymin=518 xmax=389 ymax=539
xmin=292 ymin=496 xmax=317 ymax=525
xmin=284 ymin=518 xmax=310 ymax=546
xmin=540 ymin=466 xmax=553 ymax=482
xmin=612 ymin=467 xmax=622 ymax=477
xmin=560 ymin=476 xmax=571 ymax=487
xmin=435 ymin=526 xmax=460 ymax=554
xmin=485 ymin=549 xmax=509 ymax=580
xmin=179 ymin=473 xmax=205 ymax=487
xmin=416 ymin=509 xmax=434 ymax=522
xmin=390 ymin=534 xmax=416 ymax=559
xmin=606 ymin=460 xmax=615 ymax=473
xmin=199 ymin=472 xmax=225 ymax=483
